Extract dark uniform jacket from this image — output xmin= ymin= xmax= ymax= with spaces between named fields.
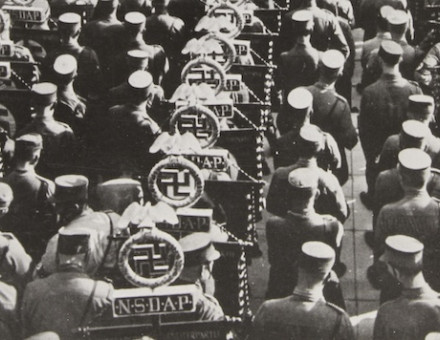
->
xmin=17 ymin=118 xmax=77 ymax=179
xmin=44 ymin=45 xmax=102 ymax=99
xmin=266 ymin=159 xmax=348 ymax=222
xmin=374 ymin=285 xmax=440 ymax=340
xmin=40 ymin=209 xmax=121 ymax=277
xmin=0 ymin=282 xmax=18 ymax=340
xmin=80 ymin=17 xmax=125 ymax=81
xmin=378 ymin=132 xmax=440 ymax=172
xmin=277 ymin=43 xmax=320 ymax=97
xmin=252 ymin=293 xmax=354 ymax=340
xmin=266 ymin=212 xmax=343 ymax=299
xmin=374 ymin=168 xmax=440 ymax=222
xmin=3 ymin=169 xmax=55 ymax=259
xmin=273 ymin=124 xmax=341 ymax=172
xmin=21 ymin=272 xmax=113 ymax=339
xmin=307 ymin=82 xmax=358 ymax=183
xmin=278 ymin=6 xmax=349 ymax=57
xmin=359 ymin=73 xmax=422 ymax=161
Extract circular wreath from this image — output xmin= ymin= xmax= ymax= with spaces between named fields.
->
xmin=148 ymin=156 xmax=205 ymax=208
xmin=200 ymin=34 xmax=236 ymax=71
xmin=181 ymin=57 xmax=226 ymax=94
xmin=170 ymin=104 xmax=220 ymax=148
xmin=118 ymin=227 xmax=184 ymax=288
xmin=207 ymin=2 xmax=245 ymax=39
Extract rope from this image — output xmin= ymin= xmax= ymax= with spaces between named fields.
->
xmin=240 ymin=82 xmax=264 ymax=104
xmin=232 ymin=107 xmax=261 ymax=130
xmin=10 ymin=69 xmax=32 ymax=90
xmin=250 ymin=48 xmax=274 ymax=68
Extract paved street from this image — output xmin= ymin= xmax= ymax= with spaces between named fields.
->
xmin=248 ymin=28 xmax=380 ymax=337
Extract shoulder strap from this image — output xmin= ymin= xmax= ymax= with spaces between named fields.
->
xmin=79 ymin=280 xmax=97 ymax=327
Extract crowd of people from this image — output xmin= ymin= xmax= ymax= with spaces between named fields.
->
xmin=0 ymin=0 xmax=439 ymax=338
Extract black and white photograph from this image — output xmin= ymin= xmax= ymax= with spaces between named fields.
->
xmin=0 ymin=0 xmax=438 ymax=338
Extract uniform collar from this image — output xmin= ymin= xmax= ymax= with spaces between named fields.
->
xmin=380 ymin=72 xmax=403 ymax=81
xmin=292 ymin=288 xmax=324 ymax=302
xmin=401 ymin=285 xmax=438 ymax=299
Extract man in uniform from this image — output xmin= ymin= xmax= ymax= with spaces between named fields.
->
xmin=43 ymin=13 xmax=102 ymax=100
xmin=3 ymin=133 xmax=55 ymax=260
xmin=0 ymin=232 xmax=33 ymax=339
xmin=406 ymin=94 xmax=439 ymax=143
xmin=53 ymin=54 xmax=87 ymax=139
xmin=21 ymin=228 xmax=114 ymax=339
xmin=377 ymin=120 xmax=439 ymax=172
xmin=111 ymin=12 xmax=168 ymax=86
xmin=375 ymin=149 xmax=440 ymax=298
xmin=278 ymin=0 xmax=349 ymax=57
xmin=108 ymin=51 xmax=164 ymax=124
xmin=267 ymin=124 xmax=348 ymax=223
xmin=359 ymin=40 xmax=422 ymax=209
xmin=307 ymin=49 xmax=358 ymax=185
xmin=80 ymin=0 xmax=126 ymax=89
xmin=273 ymin=87 xmax=341 ymax=172
xmin=374 ymin=235 xmax=440 ymax=339
xmin=266 ymin=168 xmax=345 ymax=301
xmin=252 ymin=241 xmax=354 ymax=339
xmin=360 ymin=6 xmax=392 ymax=90
xmin=17 ymin=82 xmax=77 ymax=179
xmin=276 ymin=10 xmax=319 ymax=103
xmin=39 ymin=175 xmax=120 ymax=278
xmin=108 ymin=70 xmax=161 ymax=174
xmin=169 ymin=232 xmax=224 ymax=321
xmin=144 ymin=0 xmax=186 ymax=96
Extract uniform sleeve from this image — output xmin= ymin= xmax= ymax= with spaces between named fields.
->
xmin=377 ymin=139 xmax=398 ymax=173
xmin=266 ymin=172 xmax=288 ymax=217
xmin=40 ymin=235 xmax=57 ymax=275
xmin=329 ymin=16 xmax=349 ymax=58
xmin=359 ymin=88 xmax=381 ymax=158
xmin=319 ymin=172 xmax=348 ymax=223
xmin=20 ymin=286 xmax=33 ymax=338
xmin=335 ymin=99 xmax=358 ymax=150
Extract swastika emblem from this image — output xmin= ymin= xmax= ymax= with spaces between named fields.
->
xmin=178 ymin=113 xmax=212 ymax=139
xmin=148 ymin=156 xmax=204 ymax=208
xmin=186 ymin=66 xmax=221 ymax=89
xmin=158 ymin=167 xmax=196 ymax=200
xmin=129 ymin=242 xmax=174 ymax=278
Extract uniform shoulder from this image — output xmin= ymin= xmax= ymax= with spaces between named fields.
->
xmin=334 ymin=93 xmax=349 ymax=106
xmin=325 ymin=301 xmax=349 ymax=315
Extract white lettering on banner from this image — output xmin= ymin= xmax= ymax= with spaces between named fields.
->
xmin=112 ymin=286 xmax=197 ymax=317
xmin=233 ymin=40 xmax=250 ymax=56
xmin=224 ymin=75 xmax=242 ymax=92
xmin=3 ymin=6 xmax=44 ymax=23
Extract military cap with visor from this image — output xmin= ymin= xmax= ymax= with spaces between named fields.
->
xmin=31 ymin=82 xmax=57 ymax=106
xmin=398 ymin=148 xmax=431 ymax=171
xmin=179 ymin=232 xmax=220 ymax=267
xmin=15 ymin=133 xmax=43 ymax=152
xmin=287 ymin=87 xmax=313 ymax=110
xmin=299 ymin=241 xmax=335 ymax=275
xmin=58 ymin=12 xmax=81 ymax=32
xmin=378 ymin=40 xmax=403 ymax=65
xmin=383 ymin=235 xmax=424 ymax=272
xmin=54 ymin=175 xmax=89 ymax=203
xmin=408 ymin=94 xmax=435 ymax=120
xmin=401 ymin=120 xmax=429 ymax=149
xmin=321 ymin=49 xmax=345 ymax=70
xmin=53 ymin=54 xmax=77 ymax=84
